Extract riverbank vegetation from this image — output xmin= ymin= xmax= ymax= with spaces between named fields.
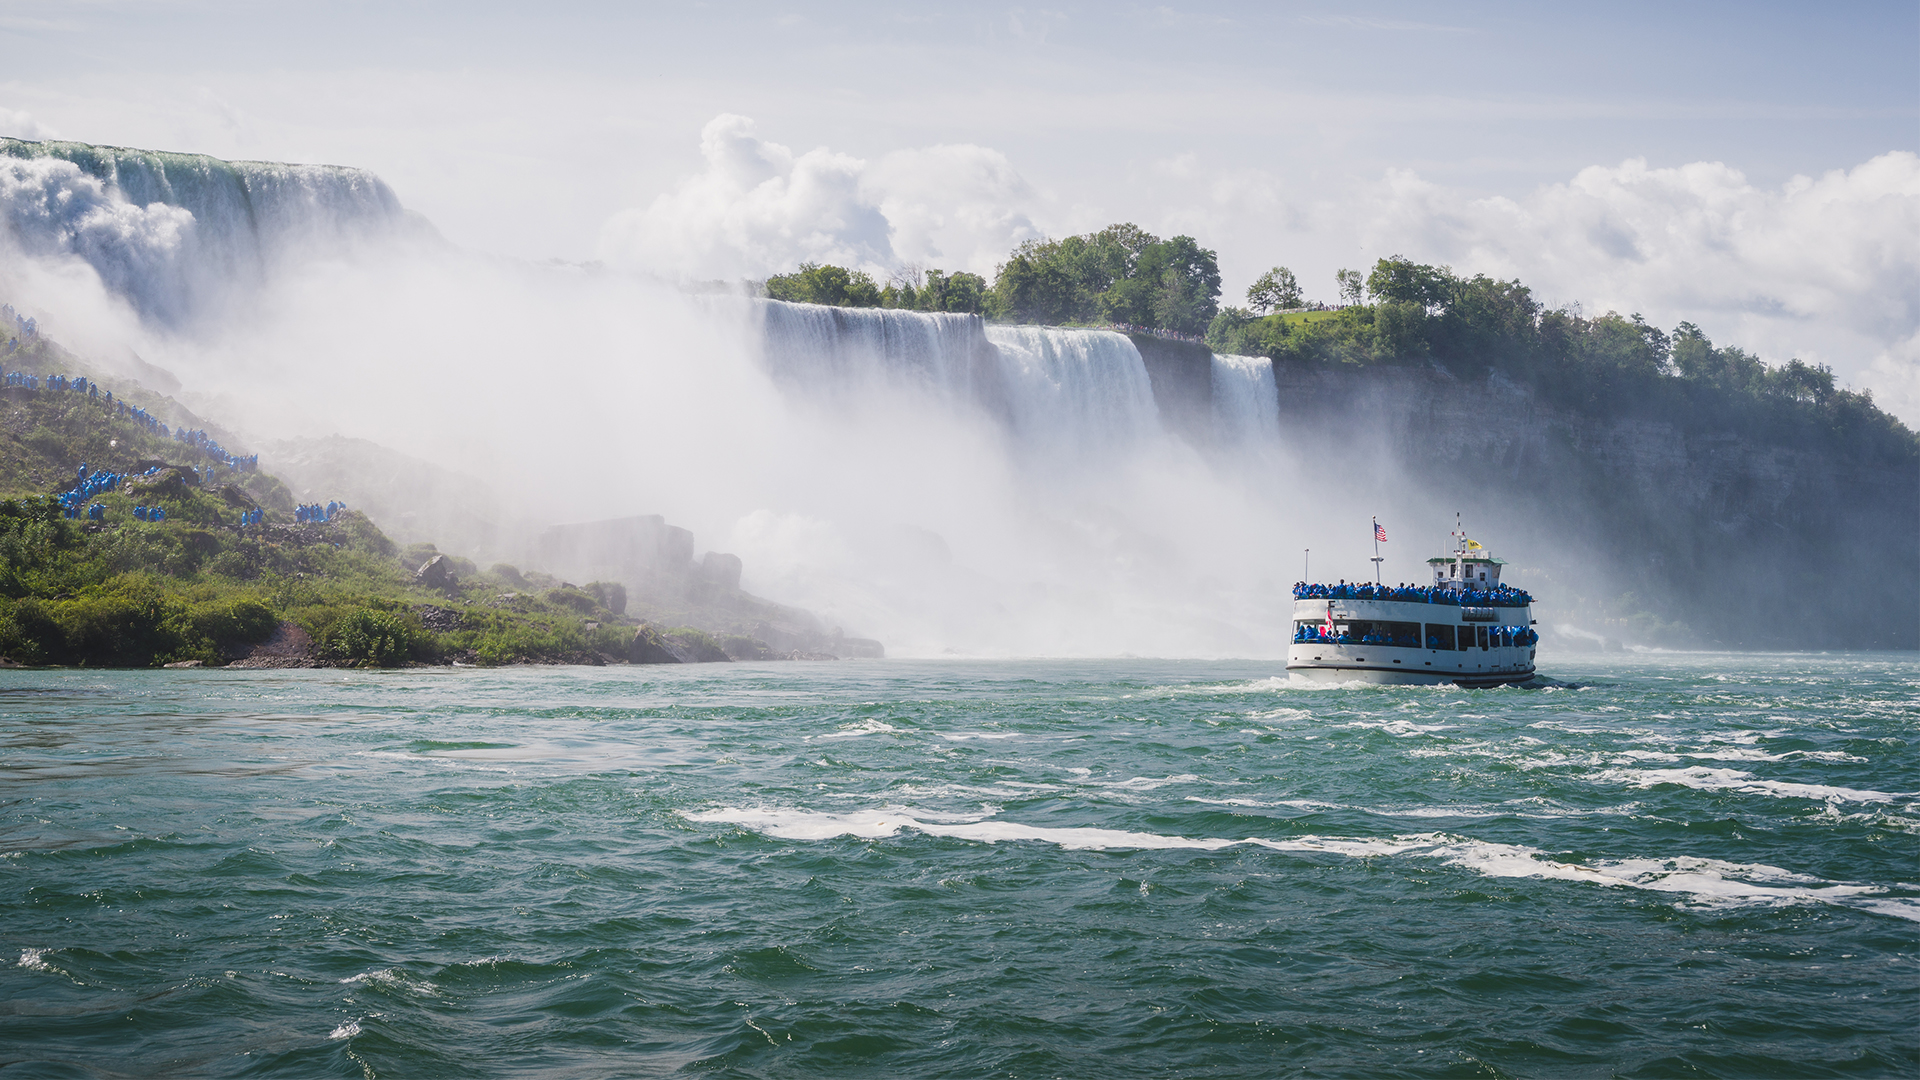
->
xmin=1206 ymin=257 xmax=1913 ymax=459
xmin=755 ymin=234 xmax=1912 ymax=458
xmin=0 ymin=481 xmax=643 ymax=668
xmin=0 ymin=362 xmax=748 ymax=668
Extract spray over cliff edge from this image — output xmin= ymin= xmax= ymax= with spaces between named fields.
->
xmin=0 ymin=137 xmax=1910 ymax=654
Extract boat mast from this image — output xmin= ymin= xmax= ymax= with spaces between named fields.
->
xmin=1370 ymin=516 xmax=1384 ymax=584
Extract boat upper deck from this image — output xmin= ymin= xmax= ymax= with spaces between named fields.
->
xmin=1291 ymin=581 xmax=1533 ymax=609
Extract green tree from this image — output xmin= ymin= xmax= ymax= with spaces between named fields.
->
xmin=989 ymin=222 xmax=1204 ymax=328
xmin=990 ymin=239 xmax=1087 ymax=323
xmin=1206 ymin=306 xmax=1257 ymax=353
xmin=920 ymin=269 xmax=990 ymax=314
xmin=1101 ymin=235 xmax=1220 ymax=334
xmin=1247 ymin=267 xmax=1302 ymax=314
xmin=1335 ymin=268 xmax=1364 ymax=306
xmin=1365 ymin=256 xmax=1452 ymax=311
xmin=763 ymin=263 xmax=883 ymax=307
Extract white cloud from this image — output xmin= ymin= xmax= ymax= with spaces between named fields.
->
xmin=597 ymin=114 xmax=1041 ymax=280
xmin=865 ymin=143 xmax=1041 ymax=275
xmin=1358 ymin=152 xmax=1920 ymax=421
xmin=0 ymin=106 xmax=58 ymax=140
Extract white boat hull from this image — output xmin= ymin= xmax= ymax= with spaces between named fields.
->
xmin=1286 ymin=595 xmax=1536 ymax=689
xmin=1286 ymin=661 xmax=1535 ymax=688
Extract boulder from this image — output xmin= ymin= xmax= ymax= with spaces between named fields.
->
xmin=699 ymin=552 xmax=743 ymax=591
xmin=629 ymin=624 xmax=682 ymax=665
xmin=415 ymin=554 xmax=458 ymax=592
xmin=413 ymin=604 xmax=464 ymax=632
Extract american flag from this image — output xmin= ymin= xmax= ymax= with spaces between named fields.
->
xmin=1374 ymin=522 xmax=1388 ymax=543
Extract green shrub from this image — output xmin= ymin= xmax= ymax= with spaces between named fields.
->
xmin=585 ymin=581 xmax=627 ymax=615
xmin=0 ymin=597 xmax=57 ymax=664
xmin=665 ymin=627 xmax=730 ymax=663
xmin=188 ymin=597 xmax=277 ymax=646
xmin=50 ymin=579 xmax=189 ymax=666
xmin=546 ymin=587 xmax=600 ymax=615
xmin=316 ymin=608 xmax=416 ymax=667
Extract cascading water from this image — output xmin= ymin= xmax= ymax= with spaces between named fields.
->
xmin=1210 ymin=352 xmax=1280 ymax=450
xmin=0 ymin=138 xmax=414 ymax=325
xmin=755 ymin=303 xmax=1167 ymax=461
xmin=756 ymin=299 xmax=1004 ymax=412
xmin=983 ymin=326 xmax=1161 ymax=457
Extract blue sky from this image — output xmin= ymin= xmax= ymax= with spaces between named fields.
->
xmin=2 ymin=0 xmax=1917 ymax=415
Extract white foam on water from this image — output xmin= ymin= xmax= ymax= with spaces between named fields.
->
xmin=1597 ymin=766 xmax=1906 ymax=803
xmin=1340 ymin=717 xmax=1454 ymax=737
xmin=1687 ymin=748 xmax=1868 ymax=764
xmin=1247 ymin=706 xmax=1313 ymax=721
xmin=1186 ymin=796 xmax=1643 ymax=820
xmin=1186 ymin=796 xmax=1293 ymax=809
xmin=888 ymin=781 xmax=1055 ymax=801
xmin=688 ymin=808 xmax=1920 ymax=921
xmin=814 ymin=719 xmax=901 ymax=740
xmin=17 ymin=948 xmax=51 ymax=972
xmin=329 ymin=1019 xmax=362 ymax=1040
xmin=1092 ymin=774 xmax=1202 ymax=791
xmin=340 ymin=968 xmax=437 ymax=995
xmin=936 ymin=731 xmax=1020 ymax=741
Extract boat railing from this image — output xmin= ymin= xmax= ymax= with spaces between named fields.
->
xmin=1291 ymin=582 xmax=1532 ymax=607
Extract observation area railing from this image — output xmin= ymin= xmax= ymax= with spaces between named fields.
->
xmin=1292 ymin=582 xmax=1533 ymax=608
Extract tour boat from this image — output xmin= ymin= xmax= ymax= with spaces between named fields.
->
xmin=1287 ymin=531 xmax=1538 ymax=687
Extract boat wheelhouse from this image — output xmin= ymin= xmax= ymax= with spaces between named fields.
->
xmin=1286 ymin=532 xmax=1537 ymax=687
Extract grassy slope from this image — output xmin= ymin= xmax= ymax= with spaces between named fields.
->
xmin=0 ymin=336 xmax=719 ymax=668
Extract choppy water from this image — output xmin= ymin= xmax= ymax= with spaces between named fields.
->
xmin=2 ymin=654 xmax=1915 ymax=1077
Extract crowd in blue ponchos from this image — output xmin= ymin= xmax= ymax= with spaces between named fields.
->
xmin=10 ymin=356 xmax=324 ymax=531
xmin=1293 ymin=622 xmax=1539 ymax=648
xmin=58 ymin=463 xmax=125 ymax=518
xmin=1292 ymin=580 xmax=1533 ymax=608
xmin=173 ymin=426 xmax=258 ymax=473
xmin=1293 ymin=623 xmax=1424 ymax=647
xmin=3 ymin=369 xmax=108 ymax=398
xmin=3 ymin=305 xmax=36 ymax=351
xmin=0 ymin=366 xmax=267 ymax=483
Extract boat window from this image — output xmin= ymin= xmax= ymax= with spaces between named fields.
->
xmin=1425 ymin=624 xmax=1455 ymax=650
xmin=1477 ymin=625 xmax=1489 ymax=649
xmin=1454 ymin=625 xmax=1472 ymax=650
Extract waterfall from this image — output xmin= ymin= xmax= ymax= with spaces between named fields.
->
xmin=757 ymin=300 xmax=1004 ymax=412
xmin=984 ymin=326 xmax=1161 ymax=456
xmin=1210 ymin=353 xmax=1279 ymax=449
xmin=0 ymin=137 xmax=413 ymax=325
xmin=757 ymin=306 xmax=1166 ymax=457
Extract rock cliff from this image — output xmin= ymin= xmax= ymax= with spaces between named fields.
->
xmin=1262 ymin=361 xmax=1917 ymax=649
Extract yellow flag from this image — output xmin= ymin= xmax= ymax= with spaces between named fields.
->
xmin=1466 ymin=538 xmax=1483 ymax=550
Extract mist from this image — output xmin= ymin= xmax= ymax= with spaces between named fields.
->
xmin=14 ymin=136 xmax=1879 ymax=657
xmin=0 ymin=139 xmax=1498 ymax=658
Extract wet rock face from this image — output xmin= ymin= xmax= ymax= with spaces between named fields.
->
xmin=224 ymin=621 xmax=317 ymax=668
xmin=628 ymin=625 xmax=681 ymax=665
xmin=699 ymin=552 xmax=743 ymax=592
xmin=414 ymin=605 xmax=464 ymax=632
xmin=1270 ymin=362 xmax=1919 ymax=649
xmin=414 ymin=554 xmax=458 ymax=594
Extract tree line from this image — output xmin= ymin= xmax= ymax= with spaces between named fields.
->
xmin=755 ymin=231 xmax=1914 ymax=457
xmin=759 ymin=222 xmax=1224 ymax=334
